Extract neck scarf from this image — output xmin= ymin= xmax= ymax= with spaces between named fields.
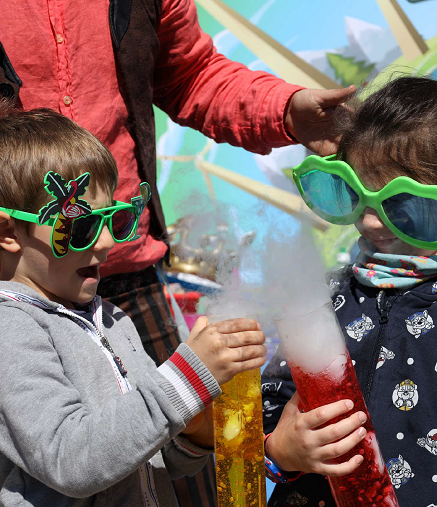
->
xmin=352 ymin=237 xmax=437 ymax=289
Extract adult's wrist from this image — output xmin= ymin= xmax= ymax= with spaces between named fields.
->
xmin=283 ymin=89 xmax=304 ymax=144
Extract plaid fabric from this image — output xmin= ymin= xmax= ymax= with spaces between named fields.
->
xmin=98 ymin=266 xmax=217 ymax=507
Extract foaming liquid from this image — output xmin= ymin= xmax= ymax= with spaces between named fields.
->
xmin=289 ymin=352 xmax=399 ymax=507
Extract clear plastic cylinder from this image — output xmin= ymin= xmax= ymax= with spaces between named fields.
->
xmin=274 ymin=303 xmax=399 ymax=507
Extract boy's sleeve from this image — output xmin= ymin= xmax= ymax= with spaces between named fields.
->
xmin=262 ymin=345 xmax=296 ymax=435
xmin=161 ymin=435 xmax=213 ymax=480
xmin=154 ymin=0 xmax=304 ymax=155
xmin=0 ymin=307 xmax=220 ymax=498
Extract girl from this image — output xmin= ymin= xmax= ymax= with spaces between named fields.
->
xmin=263 ymin=76 xmax=437 ymax=506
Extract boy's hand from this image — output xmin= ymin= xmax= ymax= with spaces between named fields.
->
xmin=186 ymin=316 xmax=266 ymax=385
xmin=180 ymin=405 xmax=215 ymax=448
xmin=265 ymin=392 xmax=367 ymax=477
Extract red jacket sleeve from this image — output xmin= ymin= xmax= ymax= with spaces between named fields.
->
xmin=153 ymin=0 xmax=304 ymax=155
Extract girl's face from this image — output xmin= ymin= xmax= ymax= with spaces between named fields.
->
xmin=350 ymin=161 xmax=437 ymax=257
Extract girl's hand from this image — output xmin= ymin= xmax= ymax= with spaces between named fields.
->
xmin=265 ymin=392 xmax=367 ymax=477
xmin=186 ymin=316 xmax=266 ymax=385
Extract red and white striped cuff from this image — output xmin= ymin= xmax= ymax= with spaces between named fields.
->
xmin=157 ymin=344 xmax=221 ymax=424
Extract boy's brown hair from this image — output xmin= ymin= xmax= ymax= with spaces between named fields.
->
xmin=0 ymin=102 xmax=118 ymax=214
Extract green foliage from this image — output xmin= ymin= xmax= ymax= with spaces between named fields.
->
xmin=327 ymin=53 xmax=375 ymax=88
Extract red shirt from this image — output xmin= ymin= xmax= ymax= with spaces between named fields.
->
xmin=1 ymin=0 xmax=302 ymax=277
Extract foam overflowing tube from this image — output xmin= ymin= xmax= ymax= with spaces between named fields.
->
xmin=274 ymin=302 xmax=399 ymax=507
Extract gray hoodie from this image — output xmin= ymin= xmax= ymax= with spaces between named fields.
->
xmin=0 ymin=281 xmax=221 ymax=506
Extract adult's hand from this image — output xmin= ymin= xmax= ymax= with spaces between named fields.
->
xmin=285 ymin=85 xmax=356 ymax=156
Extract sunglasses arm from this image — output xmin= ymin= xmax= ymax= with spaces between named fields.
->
xmin=127 ymin=182 xmax=152 ymax=241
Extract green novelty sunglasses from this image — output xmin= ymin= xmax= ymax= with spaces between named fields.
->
xmin=292 ymin=155 xmax=437 ymax=250
xmin=1 ymin=182 xmax=151 ymax=257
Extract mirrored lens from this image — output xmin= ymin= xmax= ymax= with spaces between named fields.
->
xmin=382 ymin=193 xmax=437 ymax=243
xmin=300 ymin=170 xmax=359 ymax=217
xmin=112 ymin=209 xmax=135 ymax=240
xmin=70 ymin=215 xmax=101 ymax=249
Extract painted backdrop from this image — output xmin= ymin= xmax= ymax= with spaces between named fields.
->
xmin=155 ymin=0 xmax=437 ymax=278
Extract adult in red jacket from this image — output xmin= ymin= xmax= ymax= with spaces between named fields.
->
xmin=0 ymin=0 xmax=354 ymax=505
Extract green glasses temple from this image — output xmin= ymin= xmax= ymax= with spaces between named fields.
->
xmin=0 ymin=182 xmax=151 ymax=227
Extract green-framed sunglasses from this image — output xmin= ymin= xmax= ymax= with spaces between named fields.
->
xmin=292 ymin=154 xmax=437 ymax=250
xmin=1 ymin=171 xmax=151 ymax=257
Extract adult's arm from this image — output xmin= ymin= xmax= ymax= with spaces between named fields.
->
xmin=154 ymin=0 xmax=356 ymax=156
xmin=153 ymin=0 xmax=303 ymax=155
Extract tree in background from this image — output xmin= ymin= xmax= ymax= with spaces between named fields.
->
xmin=326 ymin=53 xmax=375 ymax=87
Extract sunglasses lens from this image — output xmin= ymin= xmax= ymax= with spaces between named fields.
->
xmin=383 ymin=193 xmax=437 ymax=243
xmin=112 ymin=209 xmax=136 ymax=241
xmin=70 ymin=215 xmax=101 ymax=249
xmin=300 ymin=170 xmax=359 ymax=218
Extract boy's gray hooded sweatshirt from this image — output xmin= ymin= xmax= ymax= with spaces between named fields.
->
xmin=0 ymin=281 xmax=221 ymax=506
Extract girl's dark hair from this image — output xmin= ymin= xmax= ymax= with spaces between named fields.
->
xmin=337 ymin=76 xmax=437 ymax=185
xmin=0 ymin=102 xmax=118 ymax=213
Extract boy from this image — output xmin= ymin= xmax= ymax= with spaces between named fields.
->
xmin=0 ymin=105 xmax=267 ymax=506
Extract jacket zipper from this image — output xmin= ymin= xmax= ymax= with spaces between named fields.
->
xmin=57 ymin=307 xmax=128 ymax=378
xmin=363 ymin=291 xmax=391 ymax=403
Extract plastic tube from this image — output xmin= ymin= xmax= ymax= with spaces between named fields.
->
xmin=275 ymin=302 xmax=399 ymax=507
xmin=213 ymin=368 xmax=266 ymax=507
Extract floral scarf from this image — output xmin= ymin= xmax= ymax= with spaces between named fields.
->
xmin=352 ymin=237 xmax=437 ymax=289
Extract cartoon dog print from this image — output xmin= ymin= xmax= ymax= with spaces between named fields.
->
xmin=333 ymin=294 xmax=346 ymax=312
xmin=285 ymin=490 xmax=308 ymax=506
xmin=387 ymin=455 xmax=414 ymax=489
xmin=417 ymin=429 xmax=437 ymax=455
xmin=261 ymin=382 xmax=282 ymax=396
xmin=263 ymin=399 xmax=280 ymax=418
xmin=392 ymin=379 xmax=418 ymax=411
xmin=328 ymin=279 xmax=340 ymax=293
xmin=405 ymin=310 xmax=434 ymax=339
xmin=345 ymin=314 xmax=375 ymax=341
xmin=376 ymin=346 xmax=395 ymax=369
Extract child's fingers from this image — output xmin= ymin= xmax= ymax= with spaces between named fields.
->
xmin=234 ymin=355 xmax=267 ymax=373
xmin=315 ymin=411 xmax=367 ymax=446
xmin=231 ymin=344 xmax=268 ymax=362
xmin=318 ymin=454 xmax=364 ymax=477
xmin=304 ymin=399 xmax=356 ymax=430
xmin=213 ymin=318 xmax=261 ymax=334
xmin=319 ymin=426 xmax=367 ymax=462
xmin=190 ymin=316 xmax=209 ymax=337
xmin=225 ymin=330 xmax=265 ymax=347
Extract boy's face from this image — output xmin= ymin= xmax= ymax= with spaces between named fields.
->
xmin=12 ymin=184 xmax=114 ymax=308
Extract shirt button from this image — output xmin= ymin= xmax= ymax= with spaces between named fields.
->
xmin=63 ymin=95 xmax=72 ymax=106
xmin=56 ymin=33 xmax=64 ymax=43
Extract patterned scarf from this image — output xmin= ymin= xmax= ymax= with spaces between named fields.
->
xmin=353 ymin=237 xmax=437 ymax=289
